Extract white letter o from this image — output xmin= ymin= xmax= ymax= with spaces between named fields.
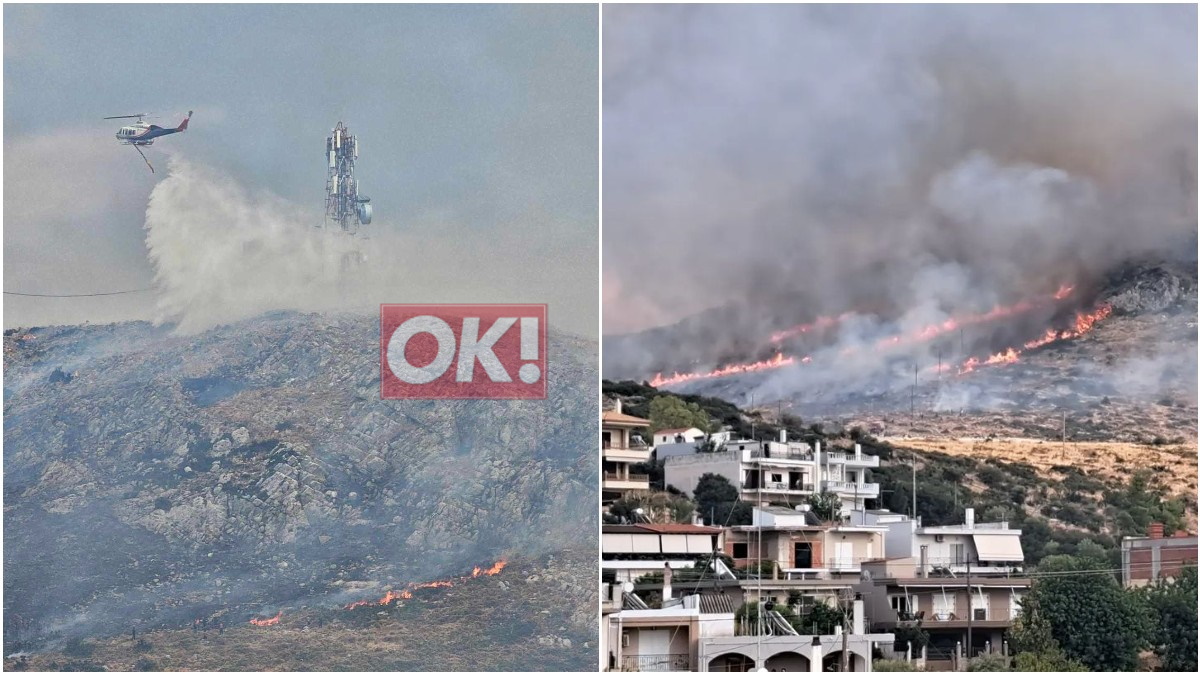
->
xmin=386 ymin=315 xmax=456 ymax=384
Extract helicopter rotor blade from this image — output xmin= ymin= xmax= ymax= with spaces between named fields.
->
xmin=103 ymin=113 xmax=151 ymax=120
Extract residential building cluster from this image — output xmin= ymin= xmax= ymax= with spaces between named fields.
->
xmin=599 ymin=401 xmax=1196 ymax=672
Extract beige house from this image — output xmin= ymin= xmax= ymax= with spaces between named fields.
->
xmin=857 ymin=557 xmax=1030 ymax=668
xmin=726 ymin=507 xmax=887 ymax=578
xmin=603 ymin=400 xmax=652 ymax=505
xmin=602 ymin=591 xmax=737 ymax=672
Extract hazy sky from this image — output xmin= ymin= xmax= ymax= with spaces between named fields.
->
xmin=603 ymin=3 xmax=1195 ymax=337
xmin=4 ymin=3 xmax=598 ymax=336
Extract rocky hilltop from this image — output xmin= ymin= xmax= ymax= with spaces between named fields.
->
xmin=3 ymin=312 xmax=597 ymax=669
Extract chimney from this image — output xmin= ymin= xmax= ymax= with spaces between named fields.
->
xmin=662 ymin=562 xmax=673 ymax=601
xmin=965 ymin=508 xmax=975 ymax=530
xmin=810 ymin=637 xmax=823 ymax=673
xmin=853 ymin=597 xmax=865 ymax=635
xmin=780 ymin=428 xmax=787 ymax=443
xmin=855 ymin=443 xmax=862 ymax=460
xmin=1149 ymin=522 xmax=1165 ymax=539
xmin=615 ymin=398 xmax=623 ymax=414
xmin=919 ymin=545 xmax=928 ymax=579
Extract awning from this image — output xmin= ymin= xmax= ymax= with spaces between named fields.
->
xmin=687 ymin=534 xmax=715 ymax=553
xmin=973 ymin=534 xmax=1024 ymax=562
xmin=660 ymin=534 xmax=690 ymax=554
xmin=631 ymin=534 xmax=661 ymax=554
xmin=603 ymin=533 xmax=635 ymax=553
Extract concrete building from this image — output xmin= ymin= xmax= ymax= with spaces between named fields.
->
xmin=604 ymin=585 xmax=892 ymax=672
xmin=727 ymin=506 xmax=887 ymax=579
xmin=653 ymin=427 xmax=707 ymax=447
xmin=699 ymin=593 xmax=894 ymax=672
xmin=663 ymin=434 xmax=881 ymax=515
xmin=1121 ymin=522 xmax=1198 ymax=587
xmin=602 ymin=523 xmax=729 ymax=584
xmin=603 ymin=590 xmax=737 ymax=672
xmin=857 ymin=556 xmax=1030 ymax=667
xmin=603 ymin=400 xmax=652 ymax=505
xmin=853 ymin=508 xmax=1024 ymax=575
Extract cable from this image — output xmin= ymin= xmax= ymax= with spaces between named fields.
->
xmin=4 ymin=288 xmax=153 ymax=298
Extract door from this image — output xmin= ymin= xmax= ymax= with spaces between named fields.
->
xmin=636 ymin=629 xmax=673 ymax=671
xmin=794 ymin=542 xmax=813 ymax=568
xmin=833 ymin=541 xmax=853 ymax=570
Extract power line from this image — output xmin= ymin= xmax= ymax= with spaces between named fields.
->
xmin=3 ymin=288 xmax=153 ymax=298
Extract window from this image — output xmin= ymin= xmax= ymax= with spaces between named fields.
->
xmin=952 ymin=543 xmax=967 ymax=564
xmin=973 ymin=608 xmax=987 ymax=621
xmin=890 ymin=595 xmax=910 ymax=619
xmin=733 ymin=543 xmax=748 ymax=559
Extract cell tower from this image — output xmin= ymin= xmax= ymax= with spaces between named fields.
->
xmin=324 ymin=121 xmax=372 ymax=234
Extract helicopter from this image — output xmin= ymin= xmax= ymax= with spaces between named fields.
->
xmin=103 ymin=110 xmax=192 ymax=173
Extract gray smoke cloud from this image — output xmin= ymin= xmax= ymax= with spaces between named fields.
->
xmin=602 ymin=3 xmax=1196 ymax=356
xmin=142 ymin=156 xmax=595 ymax=335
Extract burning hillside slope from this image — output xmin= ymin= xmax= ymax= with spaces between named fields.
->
xmin=609 ymin=262 xmax=1196 ymax=442
xmin=2 ymin=312 xmax=597 ymax=666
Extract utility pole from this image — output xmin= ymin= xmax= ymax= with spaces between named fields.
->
xmin=841 ymin=588 xmax=851 ymax=672
xmin=911 ymin=452 xmax=917 ymax=520
xmin=966 ymin=560 xmax=974 ymax=660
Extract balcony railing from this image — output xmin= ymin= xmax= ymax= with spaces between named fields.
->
xmin=742 ymin=482 xmax=814 ymax=492
xmin=826 ymin=452 xmax=880 ymax=467
xmin=747 ymin=448 xmax=813 ymax=461
xmin=620 ymin=654 xmax=691 ymax=672
xmin=604 ymin=472 xmax=650 ymax=483
xmin=822 ymin=480 xmax=879 ymax=496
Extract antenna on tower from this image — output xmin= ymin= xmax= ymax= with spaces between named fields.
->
xmin=323 ymin=121 xmax=372 ymax=235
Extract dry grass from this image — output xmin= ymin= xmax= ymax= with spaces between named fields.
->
xmin=888 ymin=435 xmax=1198 ymax=527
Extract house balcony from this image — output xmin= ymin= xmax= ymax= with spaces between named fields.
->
xmin=603 ymin=445 xmax=652 ymax=463
xmin=825 ymin=451 xmax=880 ymax=468
xmin=620 ymin=653 xmax=692 ymax=672
xmin=741 ymin=481 xmax=815 ymax=497
xmin=604 ymin=472 xmax=651 ymax=492
xmin=821 ymin=480 xmax=879 ymax=497
xmin=746 ymin=447 xmax=814 ymax=463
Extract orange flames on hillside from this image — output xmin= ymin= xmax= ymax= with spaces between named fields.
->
xmin=249 ymin=611 xmax=282 ymax=626
xmin=650 ymin=290 xmax=1109 ymax=388
xmin=344 ymin=559 xmax=507 ymax=610
xmin=956 ymin=304 xmax=1111 ymax=375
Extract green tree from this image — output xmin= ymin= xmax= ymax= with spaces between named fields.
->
xmin=1024 ymin=554 xmax=1150 ymax=671
xmin=648 ymin=395 xmax=712 ymax=434
xmin=872 ymin=659 xmax=916 ymax=671
xmin=806 ymin=491 xmax=842 ymax=522
xmin=606 ymin=491 xmax=695 ymax=524
xmin=693 ymin=473 xmax=751 ymax=526
xmin=965 ymin=653 xmax=1011 ymax=671
xmin=1007 ymin=592 xmax=1088 ymax=671
xmin=1141 ymin=565 xmax=1198 ymax=671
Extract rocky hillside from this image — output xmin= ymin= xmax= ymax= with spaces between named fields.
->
xmin=609 ymin=262 xmax=1197 ymax=443
xmin=3 ymin=312 xmax=597 ymax=669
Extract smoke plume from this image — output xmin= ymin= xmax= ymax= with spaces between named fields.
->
xmin=602 ymin=4 xmax=1196 ymax=385
xmin=144 ymin=157 xmax=595 ymax=335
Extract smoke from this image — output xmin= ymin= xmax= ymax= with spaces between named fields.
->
xmin=602 ymin=4 xmax=1197 ymax=378
xmin=143 ymin=156 xmax=595 ymax=335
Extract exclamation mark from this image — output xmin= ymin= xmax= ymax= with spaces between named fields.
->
xmin=517 ymin=317 xmax=541 ymax=384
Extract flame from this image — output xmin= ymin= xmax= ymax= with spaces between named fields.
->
xmin=651 ymin=353 xmax=796 ymax=388
xmin=249 ymin=611 xmax=282 ymax=626
xmin=344 ymin=559 xmax=507 ymax=610
xmin=770 ymin=313 xmax=853 ymax=343
xmin=650 ymin=296 xmax=1111 ymax=388
xmin=956 ymin=304 xmax=1111 ymax=375
xmin=472 ymin=560 xmax=507 ymax=577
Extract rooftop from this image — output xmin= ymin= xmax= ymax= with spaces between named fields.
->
xmin=602 ymin=410 xmax=651 ymax=427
